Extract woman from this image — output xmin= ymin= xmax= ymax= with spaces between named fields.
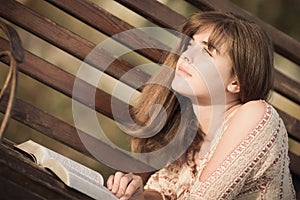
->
xmin=107 ymin=11 xmax=295 ymax=199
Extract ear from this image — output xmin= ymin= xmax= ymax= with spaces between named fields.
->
xmin=227 ymin=77 xmax=240 ymax=94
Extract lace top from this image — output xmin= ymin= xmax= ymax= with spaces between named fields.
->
xmin=144 ymin=103 xmax=296 ymax=199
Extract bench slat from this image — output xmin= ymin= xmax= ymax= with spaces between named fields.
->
xmin=0 ymin=37 xmax=130 ymax=120
xmin=277 ymin=110 xmax=300 ymax=142
xmin=0 ymin=0 xmax=149 ymax=89
xmin=0 ymin=94 xmax=154 ymax=172
xmin=46 ymin=0 xmax=167 ymax=64
xmin=289 ymin=152 xmax=300 ymax=177
xmin=114 ymin=0 xmax=186 ymax=30
xmin=274 ymin=69 xmax=300 ymax=105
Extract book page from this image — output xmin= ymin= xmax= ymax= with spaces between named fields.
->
xmin=16 ymin=140 xmax=48 ymax=164
xmin=15 ymin=140 xmax=118 ymax=200
xmin=46 ymin=149 xmax=103 ymax=186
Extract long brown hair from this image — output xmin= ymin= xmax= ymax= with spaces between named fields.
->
xmin=128 ymin=11 xmax=274 ymax=163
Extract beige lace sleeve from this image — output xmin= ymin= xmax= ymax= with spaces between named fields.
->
xmin=144 ymin=161 xmax=182 ymax=200
xmin=190 ymin=105 xmax=295 ymax=199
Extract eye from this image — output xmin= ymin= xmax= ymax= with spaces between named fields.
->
xmin=203 ymin=47 xmax=212 ymax=57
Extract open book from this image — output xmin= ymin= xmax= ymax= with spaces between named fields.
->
xmin=15 ymin=140 xmax=117 ymax=200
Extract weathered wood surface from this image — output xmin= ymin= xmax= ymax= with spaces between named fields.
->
xmin=0 ymin=0 xmax=150 ymax=88
xmin=0 ymin=37 xmax=127 ymax=120
xmin=0 ymin=141 xmax=93 ymax=200
xmin=46 ymin=0 xmax=169 ymax=64
xmin=0 ymin=93 xmax=154 ymax=172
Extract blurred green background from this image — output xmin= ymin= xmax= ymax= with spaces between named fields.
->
xmin=1 ymin=0 xmax=299 ymax=181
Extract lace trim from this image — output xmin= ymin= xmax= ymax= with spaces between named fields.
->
xmin=192 ymin=104 xmax=273 ymax=196
xmin=221 ymin=122 xmax=279 ymax=199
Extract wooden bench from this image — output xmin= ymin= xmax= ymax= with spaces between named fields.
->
xmin=0 ymin=0 xmax=299 ymax=198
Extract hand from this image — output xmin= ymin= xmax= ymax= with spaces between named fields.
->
xmin=107 ymin=172 xmax=144 ymax=200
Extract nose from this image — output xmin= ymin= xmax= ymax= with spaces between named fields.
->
xmin=183 ymin=56 xmax=192 ymax=64
xmin=184 ymin=56 xmax=190 ymax=63
xmin=181 ymin=49 xmax=193 ymax=64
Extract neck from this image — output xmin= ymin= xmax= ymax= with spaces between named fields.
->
xmin=192 ymin=98 xmax=241 ymax=134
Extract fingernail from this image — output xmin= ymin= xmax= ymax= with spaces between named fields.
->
xmin=119 ymin=197 xmax=128 ymax=200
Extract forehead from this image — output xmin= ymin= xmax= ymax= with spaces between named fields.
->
xmin=193 ymin=29 xmax=211 ymax=43
xmin=193 ymin=25 xmax=230 ymax=55
xmin=193 ymin=29 xmax=211 ymax=42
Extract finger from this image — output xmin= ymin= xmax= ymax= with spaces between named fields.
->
xmin=106 ymin=175 xmax=114 ymax=190
xmin=111 ymin=171 xmax=124 ymax=194
xmin=116 ymin=173 xmax=134 ymax=198
xmin=122 ymin=176 xmax=143 ymax=199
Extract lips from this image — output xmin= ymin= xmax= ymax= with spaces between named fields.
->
xmin=177 ymin=65 xmax=193 ymax=77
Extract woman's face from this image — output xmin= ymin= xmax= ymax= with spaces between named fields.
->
xmin=171 ymin=28 xmax=234 ymax=105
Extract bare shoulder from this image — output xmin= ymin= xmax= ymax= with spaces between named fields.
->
xmin=239 ymin=100 xmax=267 ymax=115
xmin=226 ymin=100 xmax=268 ymax=139
xmin=230 ymin=101 xmax=267 ymax=128
xmin=235 ymin=100 xmax=267 ymax=123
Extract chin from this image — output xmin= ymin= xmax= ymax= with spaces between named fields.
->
xmin=171 ymin=75 xmax=195 ymax=97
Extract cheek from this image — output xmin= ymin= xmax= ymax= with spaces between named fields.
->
xmin=194 ymin=59 xmax=231 ymax=93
